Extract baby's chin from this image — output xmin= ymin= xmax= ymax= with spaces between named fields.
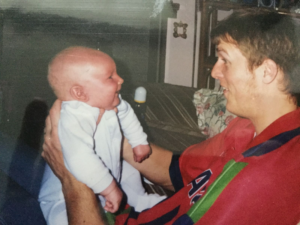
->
xmin=105 ymin=106 xmax=116 ymax=111
xmin=105 ymin=102 xmax=120 ymax=111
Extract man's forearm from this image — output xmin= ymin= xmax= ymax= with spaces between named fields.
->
xmin=62 ymin=174 xmax=105 ymax=225
xmin=123 ymin=139 xmax=175 ymax=191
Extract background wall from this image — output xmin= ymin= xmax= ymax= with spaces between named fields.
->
xmin=163 ymin=0 xmax=233 ymax=88
xmin=0 ymin=0 xmax=162 ymax=139
xmin=164 ymin=0 xmax=197 ymax=87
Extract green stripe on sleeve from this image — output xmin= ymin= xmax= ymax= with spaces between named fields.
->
xmin=188 ymin=159 xmax=248 ymax=223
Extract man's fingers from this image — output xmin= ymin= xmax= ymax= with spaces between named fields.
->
xmin=49 ymin=100 xmax=62 ymax=132
xmin=44 ymin=116 xmax=51 ymax=136
xmin=41 ymin=150 xmax=45 ymax=158
xmin=42 ymin=99 xmax=63 ymax=160
xmin=51 ymin=99 xmax=62 ymax=114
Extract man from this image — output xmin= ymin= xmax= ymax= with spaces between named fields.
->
xmin=42 ymin=9 xmax=300 ymax=224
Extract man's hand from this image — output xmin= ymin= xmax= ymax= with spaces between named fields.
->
xmin=42 ymin=99 xmax=68 ymax=180
xmin=101 ymin=180 xmax=123 ymax=213
xmin=132 ymin=144 xmax=152 ymax=163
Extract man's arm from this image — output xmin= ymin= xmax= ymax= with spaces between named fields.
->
xmin=42 ymin=100 xmax=105 ymax=225
xmin=62 ymin=171 xmax=105 ymax=225
xmin=122 ymin=138 xmax=175 ymax=192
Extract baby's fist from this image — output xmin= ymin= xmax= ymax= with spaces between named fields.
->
xmin=101 ymin=181 xmax=123 ymax=213
xmin=133 ymin=144 xmax=152 ymax=163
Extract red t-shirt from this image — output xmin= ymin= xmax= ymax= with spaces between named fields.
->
xmin=117 ymin=109 xmax=300 ymax=225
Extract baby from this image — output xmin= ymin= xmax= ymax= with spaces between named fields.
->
xmin=39 ymin=47 xmax=165 ymax=225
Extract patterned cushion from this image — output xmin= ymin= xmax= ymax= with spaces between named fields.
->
xmin=193 ymin=89 xmax=236 ymax=138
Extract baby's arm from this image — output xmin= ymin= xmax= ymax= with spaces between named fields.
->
xmin=59 ymin=102 xmax=114 ymax=194
xmin=117 ymin=96 xmax=150 ymax=162
xmin=100 ymin=180 xmax=123 ymax=213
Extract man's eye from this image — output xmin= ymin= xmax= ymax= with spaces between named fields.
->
xmin=219 ymin=58 xmax=229 ymax=65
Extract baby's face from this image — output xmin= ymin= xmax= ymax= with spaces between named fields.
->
xmin=84 ymin=56 xmax=123 ymax=110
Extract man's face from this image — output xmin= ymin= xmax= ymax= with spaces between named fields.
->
xmin=211 ymin=40 xmax=260 ymax=118
xmin=84 ymin=55 xmax=124 ymax=110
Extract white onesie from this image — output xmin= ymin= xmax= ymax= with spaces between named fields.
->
xmin=39 ymin=96 xmax=165 ymax=225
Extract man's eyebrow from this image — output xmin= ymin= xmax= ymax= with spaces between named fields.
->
xmin=216 ymin=46 xmax=225 ymax=52
xmin=216 ymin=47 xmax=229 ymax=57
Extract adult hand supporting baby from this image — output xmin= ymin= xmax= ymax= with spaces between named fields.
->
xmin=42 ymin=99 xmax=106 ymax=225
xmin=42 ymin=99 xmax=66 ymax=180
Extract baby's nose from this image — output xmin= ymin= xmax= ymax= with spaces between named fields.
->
xmin=118 ymin=75 xmax=124 ymax=84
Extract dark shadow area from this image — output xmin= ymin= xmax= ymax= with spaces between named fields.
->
xmin=1 ymin=98 xmax=48 ymax=225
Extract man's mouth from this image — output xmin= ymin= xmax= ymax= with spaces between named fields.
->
xmin=219 ymin=86 xmax=228 ymax=95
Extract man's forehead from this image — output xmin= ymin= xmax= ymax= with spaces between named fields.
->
xmin=217 ymin=41 xmax=240 ymax=53
xmin=216 ymin=43 xmax=230 ymax=55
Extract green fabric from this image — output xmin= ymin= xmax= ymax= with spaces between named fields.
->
xmin=105 ymin=212 xmax=116 ymax=225
xmin=187 ymin=159 xmax=248 ymax=223
xmin=105 ymin=206 xmax=132 ymax=224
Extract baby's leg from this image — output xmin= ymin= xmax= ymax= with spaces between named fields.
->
xmin=40 ymin=199 xmax=68 ymax=225
xmin=120 ymin=161 xmax=166 ymax=212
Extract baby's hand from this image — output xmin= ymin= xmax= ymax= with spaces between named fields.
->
xmin=101 ymin=180 xmax=123 ymax=213
xmin=133 ymin=144 xmax=152 ymax=163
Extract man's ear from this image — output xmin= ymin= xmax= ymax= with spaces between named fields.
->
xmin=70 ymin=85 xmax=89 ymax=102
xmin=262 ymin=59 xmax=278 ymax=84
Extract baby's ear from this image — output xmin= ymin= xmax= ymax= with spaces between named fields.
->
xmin=70 ymin=85 xmax=88 ymax=102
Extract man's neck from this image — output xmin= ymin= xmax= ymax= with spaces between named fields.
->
xmin=250 ymin=95 xmax=297 ymax=135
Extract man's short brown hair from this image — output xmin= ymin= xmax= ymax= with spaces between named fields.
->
xmin=211 ymin=9 xmax=300 ymax=94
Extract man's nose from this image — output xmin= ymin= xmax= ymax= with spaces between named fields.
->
xmin=211 ymin=61 xmax=223 ymax=80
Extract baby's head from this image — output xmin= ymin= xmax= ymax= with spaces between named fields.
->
xmin=48 ymin=47 xmax=124 ymax=110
